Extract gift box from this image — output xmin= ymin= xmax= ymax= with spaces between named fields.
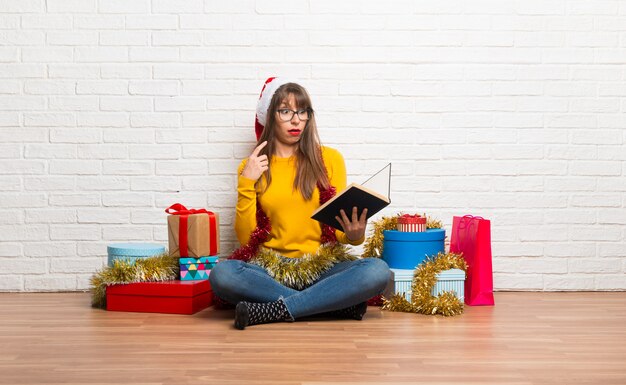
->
xmin=382 ymin=229 xmax=445 ymax=269
xmin=390 ymin=268 xmax=465 ymax=302
xmin=106 ymin=280 xmax=213 ymax=315
xmin=390 ymin=268 xmax=414 ymax=300
xmin=432 ymin=268 xmax=465 ymax=302
xmin=107 ymin=243 xmax=166 ymax=267
xmin=166 ymin=203 xmax=219 ymax=258
xmin=397 ymin=214 xmax=426 ymax=232
xmin=179 ymin=256 xmax=219 ymax=281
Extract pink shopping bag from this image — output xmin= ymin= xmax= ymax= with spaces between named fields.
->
xmin=450 ymin=215 xmax=494 ymax=306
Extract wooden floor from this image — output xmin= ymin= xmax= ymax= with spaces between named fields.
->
xmin=0 ymin=292 xmax=625 ymax=385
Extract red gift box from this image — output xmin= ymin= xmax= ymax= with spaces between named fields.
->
xmin=397 ymin=214 xmax=426 ymax=232
xmin=106 ymin=280 xmax=213 ymax=315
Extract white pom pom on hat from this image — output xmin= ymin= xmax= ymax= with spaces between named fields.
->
xmin=254 ymin=77 xmax=297 ymax=140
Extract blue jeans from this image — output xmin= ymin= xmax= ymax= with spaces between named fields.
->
xmin=209 ymin=258 xmax=391 ymax=319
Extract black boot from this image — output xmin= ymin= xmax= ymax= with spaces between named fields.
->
xmin=327 ymin=301 xmax=368 ymax=320
xmin=234 ymin=298 xmax=292 ymax=330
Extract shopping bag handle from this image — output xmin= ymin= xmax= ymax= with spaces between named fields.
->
xmin=455 ymin=215 xmax=480 ymax=252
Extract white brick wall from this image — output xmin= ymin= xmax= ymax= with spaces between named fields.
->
xmin=1 ymin=0 xmax=625 ymax=291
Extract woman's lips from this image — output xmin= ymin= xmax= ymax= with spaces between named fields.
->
xmin=288 ymin=129 xmax=301 ymax=136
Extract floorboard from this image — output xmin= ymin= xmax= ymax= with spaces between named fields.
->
xmin=0 ymin=292 xmax=625 ymax=385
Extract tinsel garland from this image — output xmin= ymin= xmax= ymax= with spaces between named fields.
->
xmin=251 ymin=243 xmax=356 ymax=290
xmin=382 ymin=252 xmax=468 ymax=316
xmin=228 ymin=204 xmax=272 ymax=262
xmin=426 ymin=217 xmax=443 ymax=230
xmin=90 ymin=254 xmax=179 ymax=309
xmin=318 ymin=183 xmax=338 ymax=244
xmin=361 ymin=213 xmax=443 ymax=259
xmin=361 ymin=215 xmax=397 ymax=259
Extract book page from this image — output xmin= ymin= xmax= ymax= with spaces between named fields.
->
xmin=361 ymin=163 xmax=391 ymax=199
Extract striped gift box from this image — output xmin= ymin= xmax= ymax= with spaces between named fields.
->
xmin=397 ymin=214 xmax=426 ymax=232
xmin=432 ymin=268 xmax=465 ymax=301
xmin=390 ymin=268 xmax=465 ymax=302
xmin=390 ymin=268 xmax=414 ymax=300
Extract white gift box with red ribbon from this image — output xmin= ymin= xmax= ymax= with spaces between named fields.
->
xmin=397 ymin=214 xmax=426 ymax=232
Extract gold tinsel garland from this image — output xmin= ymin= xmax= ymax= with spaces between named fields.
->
xmin=361 ymin=213 xmax=443 ymax=259
xmin=89 ymin=213 xmax=447 ymax=309
xmin=426 ymin=217 xmax=443 ymax=230
xmin=251 ymin=243 xmax=356 ymax=290
xmin=90 ymin=254 xmax=179 ymax=308
xmin=382 ymin=252 xmax=468 ymax=316
xmin=361 ymin=215 xmax=398 ymax=259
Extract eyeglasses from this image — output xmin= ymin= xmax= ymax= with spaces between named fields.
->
xmin=276 ymin=108 xmax=311 ymax=122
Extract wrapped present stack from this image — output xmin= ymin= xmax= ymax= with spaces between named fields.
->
xmin=165 ymin=203 xmax=220 ymax=281
xmin=382 ymin=214 xmax=445 ymax=270
xmin=102 ymin=203 xmax=221 ymax=315
xmin=377 ymin=213 xmax=446 ymax=300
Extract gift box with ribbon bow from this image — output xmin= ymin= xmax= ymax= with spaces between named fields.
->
xmin=397 ymin=214 xmax=427 ymax=232
xmin=166 ymin=203 xmax=220 ymax=258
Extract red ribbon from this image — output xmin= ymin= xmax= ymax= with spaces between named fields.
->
xmin=399 ymin=213 xmax=426 ymax=224
xmin=165 ymin=203 xmax=218 ymax=257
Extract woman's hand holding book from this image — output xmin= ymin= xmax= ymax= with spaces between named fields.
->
xmin=336 ymin=206 xmax=368 ymax=242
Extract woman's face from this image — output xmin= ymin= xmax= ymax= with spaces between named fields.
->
xmin=273 ymin=93 xmax=308 ymax=147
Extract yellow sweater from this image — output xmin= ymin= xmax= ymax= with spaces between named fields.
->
xmin=235 ymin=146 xmax=364 ymax=258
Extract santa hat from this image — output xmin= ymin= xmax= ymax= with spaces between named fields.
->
xmin=255 ymin=77 xmax=296 ymax=140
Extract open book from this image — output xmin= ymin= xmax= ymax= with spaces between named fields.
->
xmin=311 ymin=163 xmax=391 ymax=231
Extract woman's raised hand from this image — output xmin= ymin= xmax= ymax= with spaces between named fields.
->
xmin=241 ymin=141 xmax=269 ymax=181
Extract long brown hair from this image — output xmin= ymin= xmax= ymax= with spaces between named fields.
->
xmin=255 ymin=83 xmax=330 ymax=200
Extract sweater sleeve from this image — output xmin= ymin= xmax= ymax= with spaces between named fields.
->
xmin=325 ymin=148 xmax=365 ymax=246
xmin=234 ymin=159 xmax=258 ymax=245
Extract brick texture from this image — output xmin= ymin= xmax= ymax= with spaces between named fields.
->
xmin=0 ymin=0 xmax=625 ymax=291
